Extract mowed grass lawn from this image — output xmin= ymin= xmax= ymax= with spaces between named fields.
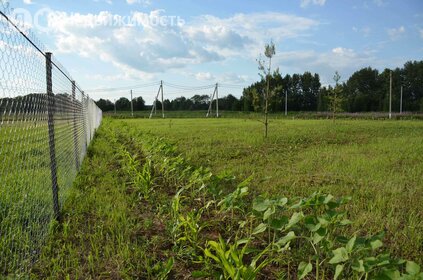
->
xmin=122 ymin=118 xmax=423 ymax=262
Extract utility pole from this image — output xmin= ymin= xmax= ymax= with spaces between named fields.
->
xmin=206 ymin=86 xmax=215 ymax=117
xmin=285 ymin=90 xmax=288 ymax=116
xmin=206 ymin=83 xmax=219 ymax=118
xmin=161 ymin=80 xmax=164 ymax=118
xmin=216 ymin=83 xmax=219 ymax=118
xmin=389 ymin=70 xmax=392 ymax=119
xmin=130 ymin=90 xmax=133 ymax=117
xmin=400 ymin=85 xmax=403 ymax=114
xmin=150 ymin=81 xmax=164 ymax=119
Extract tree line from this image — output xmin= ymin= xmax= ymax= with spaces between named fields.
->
xmin=95 ymin=60 xmax=423 ymax=113
xmin=95 ymin=94 xmax=242 ymax=112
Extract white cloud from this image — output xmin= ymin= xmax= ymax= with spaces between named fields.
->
xmin=220 ymin=73 xmax=250 ymax=84
xmin=23 ymin=0 xmax=33 ymax=4
xmin=274 ymin=47 xmax=378 ymax=85
xmin=46 ymin=10 xmax=223 ymax=75
xmin=300 ymin=0 xmax=326 ymax=8
xmin=188 ymin=12 xmax=319 ymax=57
xmin=43 ymin=10 xmax=319 ymax=76
xmin=93 ymin=0 xmax=112 ymax=4
xmin=387 ymin=26 xmax=405 ymax=40
xmin=195 ymin=72 xmax=215 ymax=81
xmin=332 ymin=47 xmax=355 ymax=57
xmin=126 ymin=0 xmax=152 ymax=6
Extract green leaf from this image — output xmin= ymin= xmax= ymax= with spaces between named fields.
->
xmin=312 ymin=232 xmax=324 ymax=245
xmin=327 ymin=201 xmax=340 ymax=210
xmin=298 ymin=262 xmax=312 ymax=280
xmin=277 ymin=231 xmax=296 ymax=246
xmin=346 ymin=236 xmax=356 ymax=253
xmin=236 ymin=238 xmax=250 ymax=246
xmin=253 ymin=198 xmax=270 ymax=212
xmin=380 ymin=270 xmax=401 ymax=280
xmin=191 ymin=271 xmax=209 ymax=278
xmin=329 ymin=247 xmax=349 ymax=264
xmin=290 ymin=199 xmax=304 ymax=209
xmin=252 ymin=223 xmax=267 ymax=235
xmin=335 ymin=236 xmax=349 ymax=244
xmin=370 ymin=239 xmax=383 ymax=250
xmin=352 ymin=259 xmax=365 ymax=273
xmin=276 ymin=197 xmax=288 ymax=207
xmin=204 ymin=248 xmax=220 ymax=264
xmin=323 ymin=194 xmax=334 ymax=204
xmin=334 ymin=264 xmax=344 ymax=280
xmin=270 ymin=217 xmax=288 ymax=230
xmin=263 ymin=205 xmax=275 ymax=220
xmin=286 ymin=212 xmax=304 ymax=229
xmin=340 ymin=219 xmax=352 ymax=226
xmin=317 ymin=217 xmax=329 ymax=228
xmin=304 ymin=216 xmax=320 ymax=232
xmin=238 ymin=220 xmax=247 ymax=228
xmin=406 ymin=261 xmax=421 ymax=275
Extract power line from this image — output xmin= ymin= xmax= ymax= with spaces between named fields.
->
xmin=86 ymin=81 xmax=160 ymax=93
xmin=88 ymin=81 xmax=246 ymax=95
xmin=87 ymin=81 xmax=220 ymax=93
xmin=219 ymin=83 xmax=248 ymax=88
xmin=164 ymin=81 xmax=215 ymax=90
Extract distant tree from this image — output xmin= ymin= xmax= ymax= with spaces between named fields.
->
xmin=190 ymin=95 xmax=210 ymax=110
xmin=269 ymin=70 xmax=283 ymax=112
xmin=116 ymin=97 xmax=131 ymax=111
xmin=242 ymin=83 xmax=263 ymax=112
xmin=251 ymin=88 xmax=262 ymax=112
xmin=290 ymin=74 xmax=302 ymax=111
xmin=317 ymin=86 xmax=331 ymax=112
xmin=171 ymin=96 xmax=193 ymax=110
xmin=132 ymin=96 xmax=145 ymax=111
xmin=300 ymin=72 xmax=320 ymax=111
xmin=224 ymin=94 xmax=241 ymax=111
xmin=163 ymin=99 xmax=172 ymax=111
xmin=95 ymin=98 xmax=114 ymax=112
xmin=154 ymin=100 xmax=163 ymax=111
xmin=343 ymin=67 xmax=381 ymax=112
xmin=401 ymin=61 xmax=423 ymax=111
xmin=258 ymin=41 xmax=276 ymax=138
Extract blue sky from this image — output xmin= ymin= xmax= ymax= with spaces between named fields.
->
xmin=8 ymin=0 xmax=423 ymax=103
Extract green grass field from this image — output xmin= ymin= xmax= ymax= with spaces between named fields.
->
xmin=0 ymin=119 xmax=88 ymax=277
xmin=126 ymin=118 xmax=423 ymax=260
xmin=106 ymin=110 xmax=423 ymax=120
xmin=32 ymin=117 xmax=423 ymax=279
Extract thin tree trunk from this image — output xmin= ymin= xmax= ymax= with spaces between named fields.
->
xmin=332 ymin=90 xmax=336 ymax=122
xmin=264 ymin=58 xmax=272 ymax=138
xmin=265 ymin=77 xmax=269 ymax=138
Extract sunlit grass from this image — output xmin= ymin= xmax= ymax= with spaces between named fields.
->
xmin=123 ymin=118 xmax=423 ymax=262
xmin=32 ymin=117 xmax=423 ymax=279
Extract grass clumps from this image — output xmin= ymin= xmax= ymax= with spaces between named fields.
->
xmin=33 ymin=119 xmax=422 ymax=279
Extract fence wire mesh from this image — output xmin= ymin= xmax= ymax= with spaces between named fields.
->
xmin=0 ymin=1 xmax=102 ymax=277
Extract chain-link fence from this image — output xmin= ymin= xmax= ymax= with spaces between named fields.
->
xmin=0 ymin=2 xmax=102 ymax=277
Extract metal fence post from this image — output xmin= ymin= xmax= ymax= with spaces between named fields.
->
xmin=72 ymin=81 xmax=80 ymax=170
xmin=87 ymin=95 xmax=92 ymax=143
xmin=82 ymin=92 xmax=88 ymax=151
xmin=46 ymin=52 xmax=60 ymax=220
